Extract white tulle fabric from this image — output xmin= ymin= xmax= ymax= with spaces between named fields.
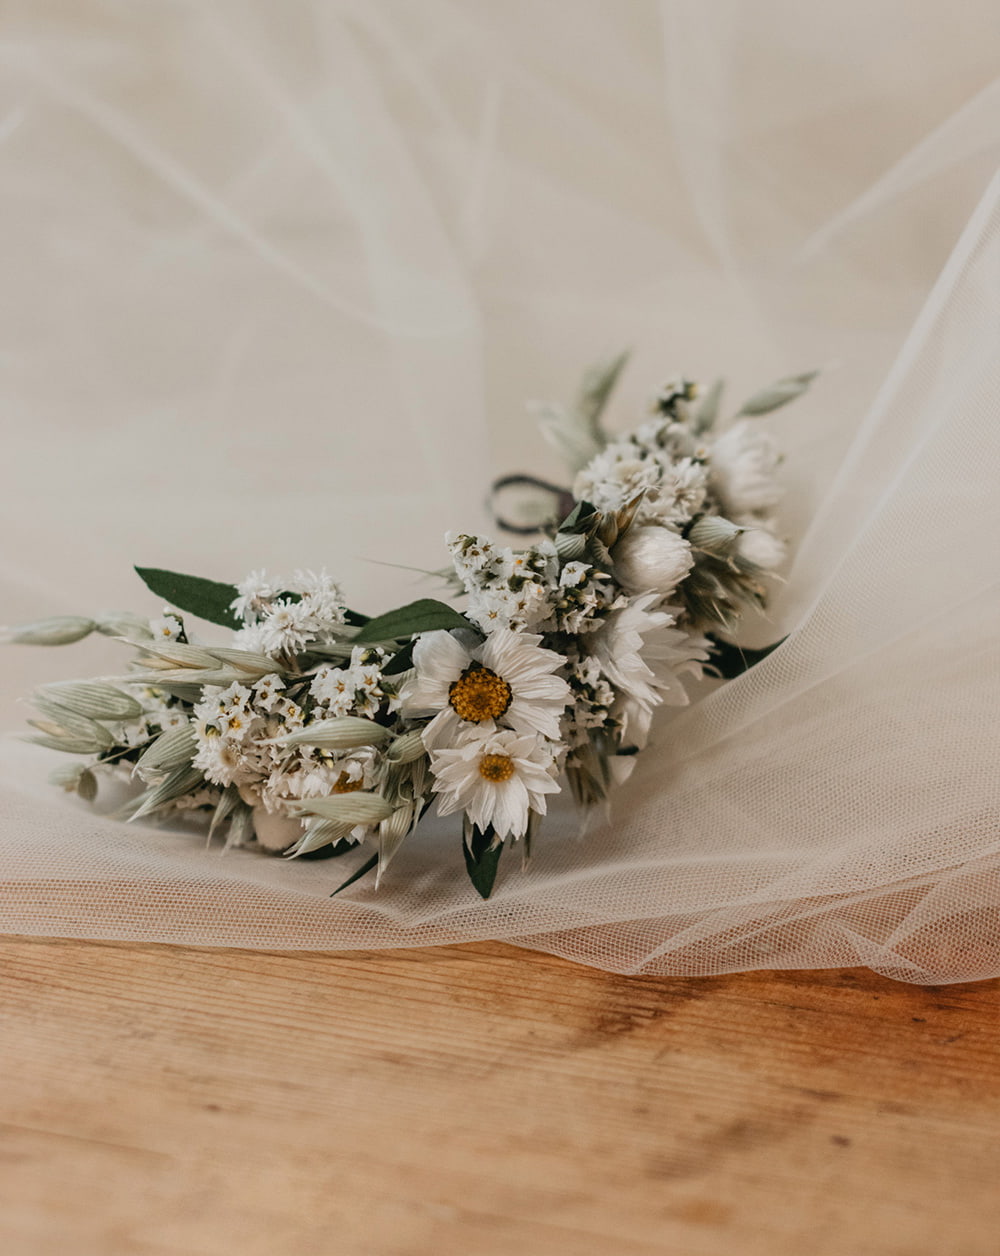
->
xmin=1 ymin=2 xmax=998 ymax=982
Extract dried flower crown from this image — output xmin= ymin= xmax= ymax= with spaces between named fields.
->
xmin=6 ymin=357 xmax=813 ymax=898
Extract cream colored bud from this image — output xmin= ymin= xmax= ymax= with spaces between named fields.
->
xmin=280 ymin=718 xmax=392 ymax=751
xmin=612 ymin=526 xmax=694 ymax=596
xmin=386 ymin=730 xmax=427 ymax=764
xmin=3 ymin=616 xmax=96 ymax=646
xmin=95 ymin=612 xmax=154 ymax=641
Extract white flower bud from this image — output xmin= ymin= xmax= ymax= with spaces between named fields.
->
xmin=709 ymin=420 xmax=782 ymax=515
xmin=737 ymin=528 xmax=787 ymax=570
xmin=612 ymin=526 xmax=694 ymax=596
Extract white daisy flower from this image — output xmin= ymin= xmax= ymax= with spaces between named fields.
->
xmin=402 ymin=627 xmax=570 ymax=750
xmin=429 ymin=727 xmax=559 ymax=840
xmin=589 ymin=594 xmax=708 ymax=747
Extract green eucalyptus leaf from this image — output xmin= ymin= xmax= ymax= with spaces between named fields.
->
xmin=462 ymin=822 xmax=504 ymax=900
xmin=353 ymin=599 xmax=470 ymax=643
xmin=737 ymin=370 xmax=818 ymax=417
xmin=707 ymin=634 xmax=787 ymax=680
xmin=134 ymin=567 xmax=240 ymax=629
xmin=381 ymin=641 xmax=414 ymax=676
xmin=329 ymin=851 xmax=379 ymax=897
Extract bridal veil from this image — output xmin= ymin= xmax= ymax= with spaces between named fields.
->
xmin=1 ymin=2 xmax=997 ymax=982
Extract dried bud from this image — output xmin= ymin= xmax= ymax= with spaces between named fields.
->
xmin=2 ymin=616 xmax=96 ymax=646
xmin=612 ymin=526 xmax=694 ymax=596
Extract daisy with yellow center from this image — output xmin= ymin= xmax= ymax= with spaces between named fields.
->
xmin=429 ymin=728 xmax=559 ymax=840
xmin=402 ymin=627 xmax=570 ymax=751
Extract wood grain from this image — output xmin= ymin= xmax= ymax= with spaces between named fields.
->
xmin=0 ymin=938 xmax=996 ymax=1256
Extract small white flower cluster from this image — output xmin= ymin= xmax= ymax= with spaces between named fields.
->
xmin=190 ymin=672 xmax=381 ymax=845
xmin=311 ymin=646 xmax=401 ymax=719
xmin=447 ymin=533 xmax=558 ymax=633
xmin=230 ymin=568 xmax=348 ymax=657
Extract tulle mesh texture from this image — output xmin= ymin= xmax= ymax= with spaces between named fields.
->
xmin=1 ymin=2 xmax=998 ymax=982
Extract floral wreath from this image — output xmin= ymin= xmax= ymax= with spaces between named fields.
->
xmin=6 ymin=357 xmax=813 ymax=898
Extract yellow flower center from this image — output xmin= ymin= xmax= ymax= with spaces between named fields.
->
xmin=448 ymin=663 xmax=512 ymax=723
xmin=478 ymin=753 xmax=515 ymax=783
xmin=331 ymin=771 xmax=363 ymax=794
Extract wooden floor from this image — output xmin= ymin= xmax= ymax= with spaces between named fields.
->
xmin=1 ymin=938 xmax=997 ymax=1256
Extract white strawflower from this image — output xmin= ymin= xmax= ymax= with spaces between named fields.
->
xmin=573 ymin=442 xmax=660 ymax=513
xmin=429 ymin=727 xmax=559 ymax=840
xmin=639 ymin=457 xmax=709 ymax=526
xmin=612 ymin=526 xmax=694 ymax=597
xmin=589 ymin=594 xmax=708 ymax=747
xmin=710 ymin=420 xmax=783 ymax=515
xmin=401 ymin=627 xmax=570 ymax=750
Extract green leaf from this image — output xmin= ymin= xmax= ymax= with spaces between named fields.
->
xmin=134 ymin=567 xmax=240 ymax=629
xmin=575 ymin=349 xmax=630 ymax=436
xmin=693 ymin=378 xmax=724 ymax=433
xmin=707 ymin=634 xmax=787 ymax=679
xmin=353 ymin=598 xmax=470 ymax=644
xmin=462 ymin=822 xmax=504 ymax=899
xmin=381 ymin=641 xmax=414 ymax=676
xmin=330 ymin=851 xmax=379 ymax=897
xmin=737 ymin=370 xmax=818 ymax=417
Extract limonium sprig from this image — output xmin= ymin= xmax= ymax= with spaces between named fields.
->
xmin=4 ymin=358 xmax=812 ymax=898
